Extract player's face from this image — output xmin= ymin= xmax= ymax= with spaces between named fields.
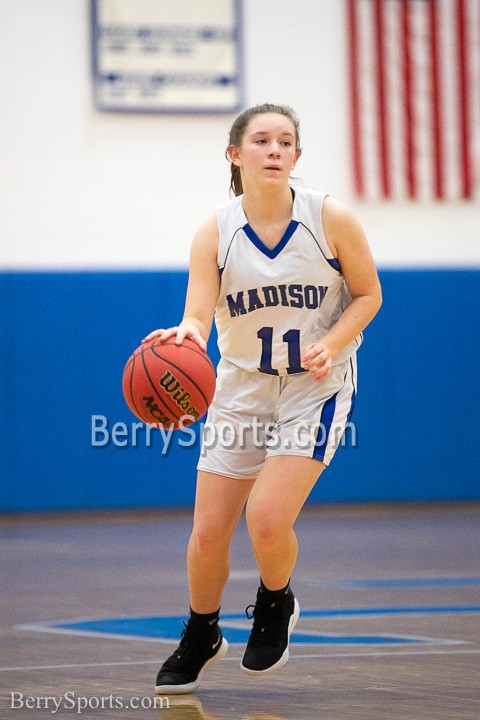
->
xmin=230 ymin=113 xmax=300 ymax=189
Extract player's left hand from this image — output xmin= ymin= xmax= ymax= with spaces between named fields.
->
xmin=301 ymin=343 xmax=333 ymax=382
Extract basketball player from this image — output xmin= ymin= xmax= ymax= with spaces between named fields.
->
xmin=145 ymin=104 xmax=382 ymax=694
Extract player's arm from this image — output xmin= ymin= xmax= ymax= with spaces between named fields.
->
xmin=143 ymin=216 xmax=220 ymax=352
xmin=301 ymin=196 xmax=382 ymax=381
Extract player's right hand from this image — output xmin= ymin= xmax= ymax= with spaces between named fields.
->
xmin=142 ymin=323 xmax=207 ymax=352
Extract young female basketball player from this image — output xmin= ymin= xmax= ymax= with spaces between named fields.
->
xmin=145 ymin=103 xmax=382 ymax=694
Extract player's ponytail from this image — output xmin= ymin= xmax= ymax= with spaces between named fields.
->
xmin=229 ymin=162 xmax=243 ymax=196
xmin=226 ymin=103 xmax=301 ymax=197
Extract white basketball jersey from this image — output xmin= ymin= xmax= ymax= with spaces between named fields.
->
xmin=215 ymin=184 xmax=362 ymax=375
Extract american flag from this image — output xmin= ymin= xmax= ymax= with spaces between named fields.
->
xmin=347 ymin=0 xmax=480 ymax=200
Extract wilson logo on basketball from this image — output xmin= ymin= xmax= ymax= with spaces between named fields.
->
xmin=159 ymin=371 xmax=201 ymax=420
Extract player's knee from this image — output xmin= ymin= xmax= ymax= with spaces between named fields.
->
xmin=191 ymin=521 xmax=230 ymax=556
xmin=246 ymin=506 xmax=286 ymax=547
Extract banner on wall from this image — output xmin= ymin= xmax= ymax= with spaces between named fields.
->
xmin=91 ymin=0 xmax=244 ymax=113
xmin=347 ymin=0 xmax=480 ymax=200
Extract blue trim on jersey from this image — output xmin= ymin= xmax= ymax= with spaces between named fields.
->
xmin=327 ymin=256 xmax=342 ymax=272
xmin=243 ymin=220 xmax=299 ymax=259
xmin=313 ymin=391 xmax=338 ymax=462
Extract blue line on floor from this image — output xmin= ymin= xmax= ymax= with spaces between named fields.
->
xmin=31 ymin=605 xmax=479 ymax=645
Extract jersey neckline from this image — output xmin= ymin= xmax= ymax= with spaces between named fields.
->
xmin=242 ymin=219 xmax=300 ymax=259
xmin=240 ymin=187 xmax=299 ymax=259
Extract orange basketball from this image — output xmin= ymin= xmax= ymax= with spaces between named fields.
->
xmin=122 ymin=338 xmax=216 ymax=429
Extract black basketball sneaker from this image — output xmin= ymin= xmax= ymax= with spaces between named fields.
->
xmin=241 ymin=586 xmax=299 ymax=674
xmin=155 ymin=619 xmax=228 ymax=694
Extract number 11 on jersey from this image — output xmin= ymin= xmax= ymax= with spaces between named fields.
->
xmin=257 ymin=327 xmax=306 ymax=375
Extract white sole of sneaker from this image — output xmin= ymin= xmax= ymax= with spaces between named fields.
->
xmin=240 ymin=598 xmax=300 ymax=676
xmin=154 ymin=637 xmax=229 ymax=695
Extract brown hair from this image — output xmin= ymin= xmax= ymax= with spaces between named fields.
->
xmin=226 ymin=103 xmax=302 ymax=196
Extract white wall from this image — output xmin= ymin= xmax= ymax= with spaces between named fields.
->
xmin=0 ymin=0 xmax=478 ymax=269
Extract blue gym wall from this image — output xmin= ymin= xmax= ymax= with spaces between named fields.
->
xmin=0 ymin=268 xmax=478 ymax=513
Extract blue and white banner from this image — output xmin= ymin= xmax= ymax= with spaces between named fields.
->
xmin=91 ymin=0 xmax=244 ymax=113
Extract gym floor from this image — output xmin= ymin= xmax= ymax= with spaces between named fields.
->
xmin=1 ymin=503 xmax=479 ymax=719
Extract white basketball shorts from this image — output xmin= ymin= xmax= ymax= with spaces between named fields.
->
xmin=197 ymin=355 xmax=357 ymax=480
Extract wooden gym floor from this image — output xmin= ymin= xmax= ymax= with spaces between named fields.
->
xmin=1 ymin=503 xmax=479 ymax=719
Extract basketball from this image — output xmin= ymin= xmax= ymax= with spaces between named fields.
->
xmin=122 ymin=337 xmax=216 ymax=429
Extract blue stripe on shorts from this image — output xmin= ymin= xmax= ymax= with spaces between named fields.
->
xmin=313 ymin=392 xmax=338 ymax=462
